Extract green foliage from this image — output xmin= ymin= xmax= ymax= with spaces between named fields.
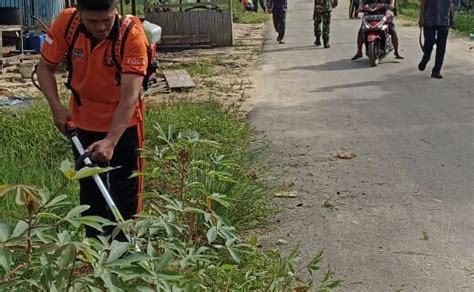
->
xmin=185 ymin=62 xmax=216 ymax=77
xmin=398 ymin=2 xmax=420 ymax=20
xmin=232 ymin=0 xmax=271 ymax=24
xmin=0 ymin=125 xmax=340 ymax=290
xmin=0 ymin=102 xmax=75 ymax=214
xmin=142 ymin=122 xmax=269 ymax=229
xmin=1 ymin=101 xmax=340 ymax=290
xmin=398 ymin=2 xmax=474 ymax=35
xmin=145 ymin=101 xmax=253 ymax=161
xmin=455 ymin=14 xmax=474 ymax=35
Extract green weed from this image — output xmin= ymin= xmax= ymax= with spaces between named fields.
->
xmin=0 ymin=102 xmax=75 ymax=214
xmin=232 ymin=0 xmax=271 ymax=24
xmin=0 ymin=123 xmax=340 ymax=291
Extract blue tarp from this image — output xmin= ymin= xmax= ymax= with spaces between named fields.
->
xmin=0 ymin=0 xmax=64 ymax=27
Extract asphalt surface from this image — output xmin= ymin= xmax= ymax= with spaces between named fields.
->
xmin=247 ymin=0 xmax=474 ymax=290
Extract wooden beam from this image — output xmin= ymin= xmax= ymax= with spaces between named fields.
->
xmin=163 ymin=70 xmax=195 ymax=89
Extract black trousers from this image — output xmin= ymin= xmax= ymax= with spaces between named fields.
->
xmin=253 ymin=0 xmax=266 ymax=12
xmin=72 ymin=126 xmax=140 ymax=239
xmin=422 ymin=25 xmax=449 ymax=74
xmin=272 ymin=10 xmax=287 ymax=41
xmin=349 ymin=0 xmax=359 ymax=17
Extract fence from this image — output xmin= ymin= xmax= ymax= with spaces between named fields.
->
xmin=145 ymin=0 xmax=233 ymax=47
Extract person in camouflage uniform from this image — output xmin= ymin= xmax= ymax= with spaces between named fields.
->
xmin=314 ymin=0 xmax=337 ymax=48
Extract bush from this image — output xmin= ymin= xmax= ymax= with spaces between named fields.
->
xmin=455 ymin=14 xmax=474 ymax=35
xmin=1 ymin=101 xmax=341 ymax=290
xmin=0 ymin=124 xmax=340 ymax=291
xmin=232 ymin=0 xmax=271 ymax=24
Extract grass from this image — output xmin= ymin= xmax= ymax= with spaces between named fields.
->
xmin=145 ymin=102 xmax=252 ymax=153
xmin=398 ymin=2 xmax=474 ymax=35
xmin=0 ymin=99 xmax=270 ymax=229
xmin=0 ymin=100 xmax=295 ymax=288
xmin=144 ymin=101 xmax=271 ymax=229
xmin=455 ymin=14 xmax=474 ymax=35
xmin=181 ymin=61 xmax=217 ymax=77
xmin=232 ymin=0 xmax=271 ymax=24
xmin=0 ymin=102 xmax=75 ymax=213
xmin=398 ymin=2 xmax=420 ymax=20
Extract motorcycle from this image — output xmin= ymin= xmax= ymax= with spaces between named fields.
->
xmin=360 ymin=3 xmax=394 ymax=66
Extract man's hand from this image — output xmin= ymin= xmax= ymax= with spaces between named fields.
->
xmin=86 ymin=138 xmax=115 ymax=163
xmin=52 ymin=106 xmax=70 ymax=135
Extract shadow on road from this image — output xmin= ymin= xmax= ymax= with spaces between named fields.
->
xmin=279 ymin=56 xmax=404 ymax=71
xmin=310 ymin=80 xmax=382 ymax=92
xmin=262 ymin=44 xmax=318 ymax=54
xmin=280 ymin=58 xmax=369 ymax=71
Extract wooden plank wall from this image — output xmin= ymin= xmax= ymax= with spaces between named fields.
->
xmin=145 ymin=10 xmax=233 ymax=47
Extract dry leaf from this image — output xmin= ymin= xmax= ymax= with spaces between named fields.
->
xmin=274 ymin=191 xmax=298 ymax=198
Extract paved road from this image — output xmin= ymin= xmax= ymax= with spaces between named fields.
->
xmin=247 ymin=0 xmax=474 ymax=290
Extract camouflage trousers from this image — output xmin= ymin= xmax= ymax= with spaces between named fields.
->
xmin=313 ymin=10 xmax=331 ymax=43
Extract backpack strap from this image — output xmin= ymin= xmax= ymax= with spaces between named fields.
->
xmin=111 ymin=16 xmax=135 ymax=86
xmin=118 ymin=16 xmax=157 ymax=91
xmin=64 ymin=10 xmax=83 ymax=106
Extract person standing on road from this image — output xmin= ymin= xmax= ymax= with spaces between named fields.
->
xmin=314 ymin=0 xmax=337 ymax=48
xmin=349 ymin=0 xmax=360 ymax=18
xmin=267 ymin=0 xmax=288 ymax=44
xmin=418 ymin=0 xmax=455 ymax=79
xmin=37 ymin=0 xmax=148 ymax=239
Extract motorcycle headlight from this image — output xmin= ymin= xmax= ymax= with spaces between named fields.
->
xmin=376 ymin=17 xmax=387 ymax=29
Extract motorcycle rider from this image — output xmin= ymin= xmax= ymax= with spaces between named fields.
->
xmin=351 ymin=0 xmax=404 ymax=60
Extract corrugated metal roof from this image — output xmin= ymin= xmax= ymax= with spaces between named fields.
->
xmin=0 ymin=0 xmax=64 ymax=27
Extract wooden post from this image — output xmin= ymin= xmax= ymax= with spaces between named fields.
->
xmin=132 ymin=0 xmax=137 ymax=15
xmin=229 ymin=0 xmax=234 ymax=45
xmin=119 ymin=0 xmax=124 ymax=15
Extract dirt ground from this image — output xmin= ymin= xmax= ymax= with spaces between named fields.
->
xmin=0 ymin=23 xmax=266 ymax=110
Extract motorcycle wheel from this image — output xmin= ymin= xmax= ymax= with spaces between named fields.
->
xmin=368 ymin=41 xmax=379 ymax=67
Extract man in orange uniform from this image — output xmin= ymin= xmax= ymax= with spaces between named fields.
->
xmin=37 ymin=0 xmax=147 ymax=239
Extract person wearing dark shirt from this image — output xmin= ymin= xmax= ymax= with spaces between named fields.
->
xmin=267 ymin=0 xmax=288 ymax=44
xmin=418 ymin=0 xmax=455 ymax=79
